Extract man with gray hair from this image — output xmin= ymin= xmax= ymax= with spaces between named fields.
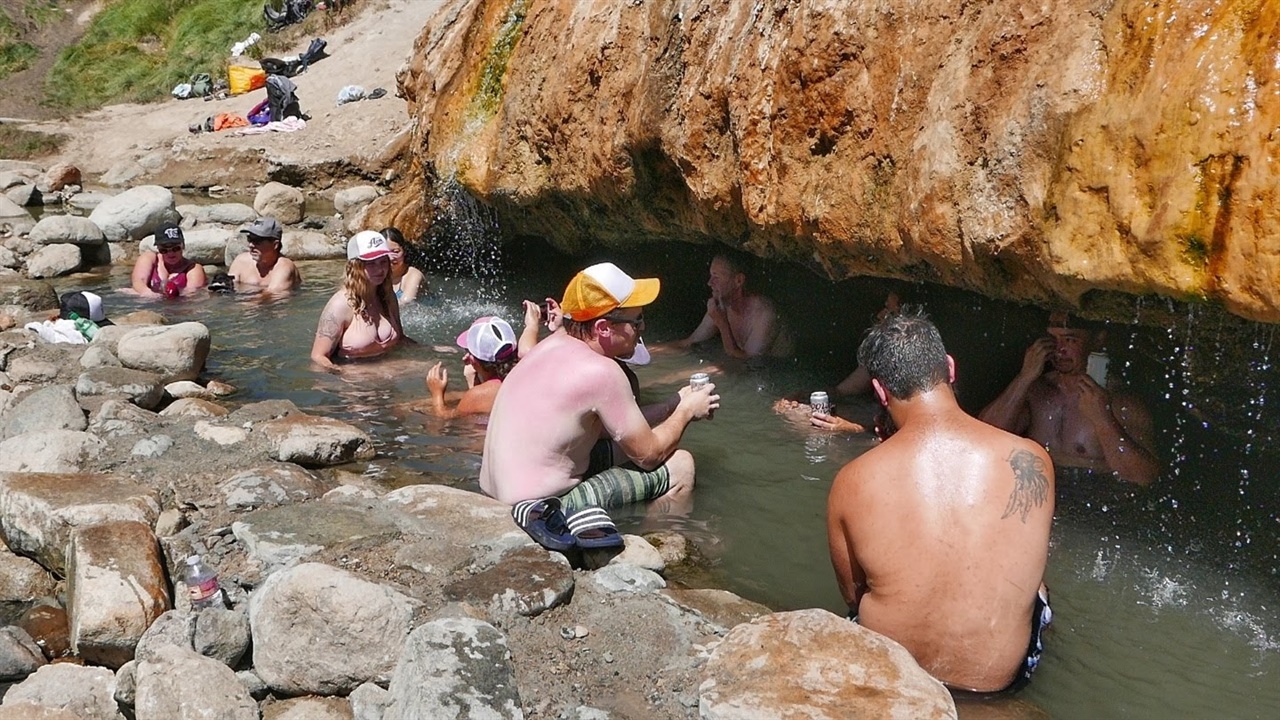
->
xmin=227 ymin=217 xmax=301 ymax=294
xmin=827 ymin=308 xmax=1054 ymax=694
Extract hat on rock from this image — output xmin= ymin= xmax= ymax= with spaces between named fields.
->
xmin=58 ymin=291 xmax=111 ymax=325
xmin=560 ymin=262 xmax=660 ymax=321
xmin=457 ymin=316 xmax=518 ymax=363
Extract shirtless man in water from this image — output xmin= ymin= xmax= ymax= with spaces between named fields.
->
xmin=480 ymin=262 xmax=717 ymax=521
xmin=979 ymin=312 xmax=1158 ymax=486
xmin=674 ymin=253 xmax=794 ymax=359
xmin=828 ymin=308 xmax=1054 ymax=694
xmin=227 ymin=217 xmax=301 ymax=294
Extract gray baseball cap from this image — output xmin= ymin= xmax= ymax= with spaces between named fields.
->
xmin=240 ymin=217 xmax=283 ymax=240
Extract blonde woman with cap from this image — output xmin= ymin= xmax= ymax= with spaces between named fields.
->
xmin=128 ymin=223 xmax=207 ymax=298
xmin=479 ymin=262 xmax=719 ymax=552
xmin=310 ymin=230 xmax=406 ymax=371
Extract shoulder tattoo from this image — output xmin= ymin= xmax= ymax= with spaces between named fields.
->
xmin=316 ymin=308 xmax=344 ymax=339
xmin=1002 ymin=448 xmax=1050 ymax=523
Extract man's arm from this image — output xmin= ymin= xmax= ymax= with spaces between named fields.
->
xmin=606 ymin=373 xmax=717 ymax=470
xmin=676 ymin=308 xmax=719 ymax=349
xmin=827 ymin=466 xmax=868 ymax=613
xmin=978 ymin=338 xmax=1052 ymax=434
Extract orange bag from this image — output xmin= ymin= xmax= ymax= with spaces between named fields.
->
xmin=227 ymin=62 xmax=266 ymax=95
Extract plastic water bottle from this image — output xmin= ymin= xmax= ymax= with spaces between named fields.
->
xmin=183 ymin=555 xmax=222 ymax=610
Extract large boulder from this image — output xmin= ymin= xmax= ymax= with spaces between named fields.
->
xmin=334 ymin=186 xmax=381 ymax=214
xmin=2 ymin=384 xmax=86 ymax=440
xmin=115 ymin=322 xmax=210 ymax=382
xmin=254 ymin=182 xmax=305 ymax=224
xmin=0 ymin=196 xmax=35 ymax=238
xmin=0 ymin=663 xmax=124 ymax=720
xmin=87 ymin=186 xmax=179 ymax=243
xmin=282 ymin=230 xmax=345 ymax=259
xmin=0 ymin=471 xmax=160 ymax=575
xmin=249 ymin=562 xmax=417 ymax=695
xmin=0 ymin=626 xmax=46 ymax=681
xmin=67 ymin=521 xmax=170 ymax=669
xmin=29 ymin=216 xmax=107 ymax=246
xmin=75 ymin=366 xmax=167 ymax=410
xmin=23 ymin=244 xmax=82 ymax=279
xmin=0 ymin=551 xmax=57 ymax=626
xmin=0 ymin=430 xmax=107 ymax=474
xmin=134 ymin=645 xmax=257 ymax=720
xmin=382 ymin=617 xmax=522 ymax=720
xmin=260 ymin=414 xmax=376 ymax=467
xmin=181 ymin=202 xmax=258 ymax=226
xmin=698 ymin=609 xmax=957 ymax=719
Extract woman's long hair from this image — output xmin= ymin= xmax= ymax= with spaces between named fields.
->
xmin=342 ymin=259 xmax=394 ymax=318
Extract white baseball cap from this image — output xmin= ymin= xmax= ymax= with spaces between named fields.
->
xmin=347 ymin=230 xmax=393 ymax=261
xmin=457 ymin=316 xmax=518 ymax=363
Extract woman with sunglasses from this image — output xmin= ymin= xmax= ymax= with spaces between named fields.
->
xmin=381 ymin=227 xmax=426 ymax=303
xmin=310 ymin=230 xmax=406 ymax=371
xmin=128 ymin=223 xmax=207 ymax=298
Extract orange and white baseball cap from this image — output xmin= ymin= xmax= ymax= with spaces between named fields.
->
xmin=560 ymin=262 xmax=660 ymax=321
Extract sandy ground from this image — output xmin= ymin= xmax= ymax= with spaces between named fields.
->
xmin=19 ymin=0 xmax=444 ymax=189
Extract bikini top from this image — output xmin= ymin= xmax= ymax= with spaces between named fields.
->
xmin=148 ymin=256 xmax=195 ymax=293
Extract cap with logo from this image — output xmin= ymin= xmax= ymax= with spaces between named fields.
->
xmin=457 ymin=316 xmax=518 ymax=363
xmin=240 ymin=217 xmax=283 ymax=240
xmin=560 ymin=262 xmax=660 ymax=321
xmin=347 ymin=230 xmax=393 ymax=261
xmin=154 ymin=223 xmax=185 ymax=247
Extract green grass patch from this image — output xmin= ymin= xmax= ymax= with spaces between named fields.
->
xmin=0 ymin=124 xmax=67 ymax=158
xmin=46 ymin=0 xmax=269 ymax=112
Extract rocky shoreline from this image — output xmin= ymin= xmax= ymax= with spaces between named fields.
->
xmin=0 ymin=165 xmax=959 ymax=719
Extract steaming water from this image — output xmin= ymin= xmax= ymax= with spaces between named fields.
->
xmin=60 ymin=238 xmax=1279 ymax=719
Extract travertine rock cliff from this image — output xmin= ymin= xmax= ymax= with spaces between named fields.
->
xmin=369 ymin=0 xmax=1280 ymax=322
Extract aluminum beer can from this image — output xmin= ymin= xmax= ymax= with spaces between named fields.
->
xmin=810 ymin=391 xmax=831 ymax=416
xmin=690 ymin=372 xmax=711 ymax=388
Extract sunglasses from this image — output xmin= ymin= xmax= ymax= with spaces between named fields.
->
xmin=157 ymin=245 xmax=183 ymax=253
xmin=247 ymin=236 xmax=277 ymax=245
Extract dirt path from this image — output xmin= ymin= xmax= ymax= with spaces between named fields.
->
xmin=19 ymin=0 xmax=443 ymax=191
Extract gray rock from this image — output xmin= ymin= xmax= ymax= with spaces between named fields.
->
xmin=0 ymin=626 xmax=46 ymax=681
xmin=334 ymin=186 xmax=381 ymax=214
xmin=350 ymin=682 xmax=391 ymax=720
xmin=154 ymin=508 xmax=187 ymax=537
xmin=0 ymin=550 xmax=56 ymax=625
xmin=253 ymin=183 xmax=305 ymax=224
xmin=249 ymin=563 xmax=417 ymax=695
xmin=262 ymin=697 xmax=353 ymax=720
xmin=589 ymin=564 xmax=667 ymax=594
xmin=0 ymin=279 xmax=57 ymax=311
xmin=0 ymin=195 xmax=36 ymax=238
xmin=193 ymin=607 xmax=250 ymax=668
xmin=218 ymin=463 xmax=329 ymax=512
xmin=163 ymin=380 xmax=208 ymax=399
xmin=130 ymin=435 xmax=173 ymax=458
xmin=68 ymin=191 xmax=111 ymax=211
xmin=186 ymin=203 xmax=258 ymax=226
xmin=0 ymin=429 xmax=107 ymax=473
xmin=67 ymin=520 xmax=170 ymax=668
xmin=261 ymin=413 xmax=375 ymax=467
xmin=383 ymin=617 xmax=522 ymax=720
xmin=139 ymin=226 xmax=233 ymax=265
xmin=114 ymin=660 xmax=137 ymax=707
xmin=29 ymin=216 xmax=106 ymax=246
xmin=0 ymin=245 xmax=18 ymax=269
xmin=0 ymin=471 xmax=160 ymax=574
xmin=99 ymin=161 xmax=145 ymax=189
xmin=87 ymin=398 xmax=158 ymax=438
xmin=2 ymin=385 xmax=86 ymax=440
xmin=235 ymin=669 xmax=269 ymax=700
xmin=699 ymin=609 xmax=957 ymax=720
xmin=232 ymin=502 xmax=400 ymax=572
xmin=443 ymin=546 xmax=574 ymax=617
xmin=223 ymin=235 xmax=249 ymax=267
xmin=0 ymin=171 xmax=34 ymax=190
xmin=75 ymin=366 xmax=166 ymax=410
xmin=282 ymin=230 xmax=344 ymax=259
xmin=24 ymin=244 xmax=82 ymax=279
xmin=134 ymin=645 xmax=257 ymax=720
xmin=79 ymin=344 xmax=122 ymax=369
xmin=193 ymin=420 xmax=249 ymax=446
xmin=87 ymin=185 xmax=179 ymax=243
xmin=5 ymin=183 xmax=39 ymax=208
xmin=610 ymin=534 xmax=666 ymax=572
xmin=116 ymin=322 xmax=209 ymax=383
xmin=158 ymin=398 xmax=227 ymax=418
xmin=133 ymin=610 xmax=195 ymax=663
xmin=2 ymin=663 xmax=124 ymax=720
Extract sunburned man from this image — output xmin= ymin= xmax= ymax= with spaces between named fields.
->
xmin=227 ymin=217 xmax=302 ymax=295
xmin=978 ymin=311 xmax=1158 ymax=486
xmin=828 ymin=308 xmax=1054 ymax=694
xmin=480 ymin=262 xmax=718 ymax=549
xmin=674 ymin=252 xmax=794 ymax=359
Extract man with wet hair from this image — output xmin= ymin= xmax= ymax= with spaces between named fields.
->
xmin=828 ymin=308 xmax=1054 ymax=694
xmin=979 ymin=311 xmax=1158 ymax=486
xmin=227 ymin=217 xmax=302 ymax=294
xmin=481 ymin=262 xmax=718 ymax=546
xmin=674 ymin=251 xmax=794 ymax=359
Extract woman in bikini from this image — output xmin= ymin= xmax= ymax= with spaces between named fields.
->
xmin=310 ymin=230 xmax=406 ymax=371
xmin=128 ymin=223 xmax=207 ymax=298
xmin=382 ymin=227 xmax=426 ymax=303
